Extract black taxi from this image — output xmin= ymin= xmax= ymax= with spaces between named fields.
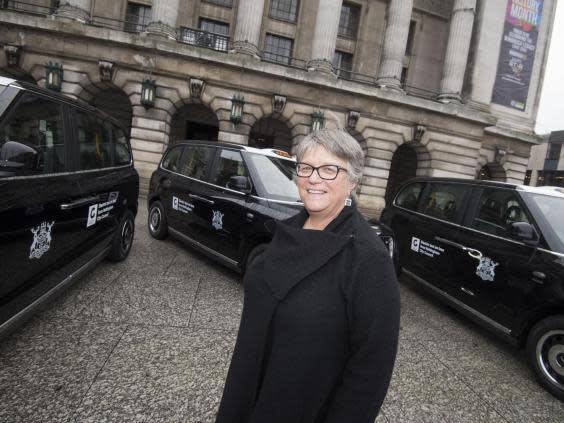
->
xmin=147 ymin=141 xmax=396 ymax=272
xmin=381 ymin=177 xmax=564 ymax=400
xmin=0 ymin=77 xmax=139 ymax=337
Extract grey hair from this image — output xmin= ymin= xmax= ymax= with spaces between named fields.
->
xmin=294 ymin=128 xmax=365 ymax=188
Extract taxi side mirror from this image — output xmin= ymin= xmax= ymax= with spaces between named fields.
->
xmin=227 ymin=175 xmax=252 ymax=194
xmin=508 ymin=222 xmax=539 ymax=246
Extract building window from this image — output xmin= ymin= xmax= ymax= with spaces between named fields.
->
xmin=405 ymin=20 xmax=417 ymax=56
xmin=125 ymin=2 xmax=151 ymax=33
xmin=263 ymin=34 xmax=293 ymax=65
xmin=523 ymin=170 xmax=532 ymax=186
xmin=269 ymin=0 xmax=299 ymax=23
xmin=332 ymin=51 xmax=353 ymax=79
xmin=202 ymin=0 xmax=233 ymax=7
xmin=338 ymin=2 xmax=360 ymax=39
xmin=199 ymin=18 xmax=229 ymax=36
xmin=546 ymin=142 xmax=562 ymax=160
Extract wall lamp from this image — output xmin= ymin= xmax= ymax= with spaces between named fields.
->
xmin=45 ymin=61 xmax=63 ymax=91
xmin=141 ymin=78 xmax=156 ymax=109
xmin=311 ymin=110 xmax=324 ymax=132
xmin=230 ymin=93 xmax=245 ymax=124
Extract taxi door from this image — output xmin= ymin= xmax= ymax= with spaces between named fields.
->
xmin=402 ymin=182 xmax=470 ymax=297
xmin=173 ymin=145 xmax=217 ymax=245
xmin=0 ymin=92 xmax=83 ymax=316
xmin=451 ymin=187 xmax=538 ymax=330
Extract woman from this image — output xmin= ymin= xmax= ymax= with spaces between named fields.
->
xmin=216 ymin=128 xmax=400 ymax=423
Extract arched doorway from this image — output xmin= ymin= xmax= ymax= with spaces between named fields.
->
xmin=478 ymin=163 xmax=506 ymax=181
xmin=385 ymin=143 xmax=419 ymax=205
xmin=170 ymin=104 xmax=219 ymax=144
xmin=91 ymin=87 xmax=132 ymax=136
xmin=249 ymin=116 xmax=292 ymax=152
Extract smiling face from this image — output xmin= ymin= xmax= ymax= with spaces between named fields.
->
xmin=297 ymin=145 xmax=355 ymax=225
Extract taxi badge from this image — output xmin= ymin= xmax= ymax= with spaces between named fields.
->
xmin=212 ymin=210 xmax=224 ymax=230
xmin=30 ymin=221 xmax=54 ymax=259
xmin=475 ymin=256 xmax=498 ymax=282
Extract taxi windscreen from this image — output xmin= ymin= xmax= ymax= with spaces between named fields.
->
xmin=245 ymin=152 xmax=300 ymax=202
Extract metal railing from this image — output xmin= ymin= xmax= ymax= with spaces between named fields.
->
xmin=178 ymin=27 xmax=230 ymax=53
xmin=1 ymin=1 xmax=440 ymax=102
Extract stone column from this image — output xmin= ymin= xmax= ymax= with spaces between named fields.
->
xmin=438 ymin=0 xmax=477 ymax=102
xmin=145 ymin=0 xmax=181 ymax=39
xmin=376 ymin=0 xmax=414 ymax=91
xmin=307 ymin=0 xmax=342 ymax=73
xmin=56 ymin=0 xmax=91 ymax=22
xmin=232 ymin=0 xmax=266 ymax=56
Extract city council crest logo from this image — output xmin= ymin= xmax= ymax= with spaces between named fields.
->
xmin=212 ymin=210 xmax=224 ymax=230
xmin=30 ymin=221 xmax=55 ymax=259
xmin=475 ymin=256 xmax=499 ymax=282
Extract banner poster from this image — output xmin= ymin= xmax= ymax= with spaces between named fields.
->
xmin=492 ymin=0 xmax=544 ymax=111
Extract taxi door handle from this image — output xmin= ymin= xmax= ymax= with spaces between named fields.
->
xmin=189 ymin=194 xmax=214 ymax=205
xmin=434 ymin=236 xmax=483 ymax=260
xmin=60 ymin=195 xmax=100 ymax=210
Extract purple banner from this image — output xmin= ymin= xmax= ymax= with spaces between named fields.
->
xmin=492 ymin=0 xmax=544 ymax=111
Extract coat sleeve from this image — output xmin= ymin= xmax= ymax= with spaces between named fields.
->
xmin=324 ymin=247 xmax=400 ymax=423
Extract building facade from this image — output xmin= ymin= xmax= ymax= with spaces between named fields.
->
xmin=526 ymin=130 xmax=564 ymax=187
xmin=0 ymin=0 xmax=556 ymax=216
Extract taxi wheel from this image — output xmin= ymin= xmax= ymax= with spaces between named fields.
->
xmin=244 ymin=244 xmax=267 ymax=272
xmin=148 ymin=200 xmax=168 ymax=240
xmin=108 ymin=210 xmax=135 ymax=262
xmin=526 ymin=315 xmax=564 ymax=400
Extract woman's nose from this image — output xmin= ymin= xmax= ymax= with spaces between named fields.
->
xmin=308 ymin=168 xmax=323 ymax=182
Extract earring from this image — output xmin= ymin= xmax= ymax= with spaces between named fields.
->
xmin=345 ymin=198 xmax=352 ymax=206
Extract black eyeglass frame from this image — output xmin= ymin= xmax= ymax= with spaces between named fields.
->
xmin=295 ymin=162 xmax=348 ymax=180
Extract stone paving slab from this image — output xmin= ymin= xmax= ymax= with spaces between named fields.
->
xmin=0 ymin=201 xmax=563 ymax=422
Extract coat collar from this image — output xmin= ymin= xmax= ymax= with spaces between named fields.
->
xmin=261 ymin=204 xmax=357 ymax=300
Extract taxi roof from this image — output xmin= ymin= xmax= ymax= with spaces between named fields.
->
xmin=406 ymin=177 xmax=564 ymax=198
xmin=173 ymin=140 xmax=295 ymax=161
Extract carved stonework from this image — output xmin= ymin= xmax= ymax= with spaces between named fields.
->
xmin=98 ymin=60 xmax=113 ymax=82
xmin=347 ymin=111 xmax=360 ymax=130
xmin=190 ymin=78 xmax=205 ymax=99
xmin=414 ymin=0 xmax=453 ymax=18
xmin=272 ymin=94 xmax=286 ymax=114
xmin=412 ymin=124 xmax=426 ymax=142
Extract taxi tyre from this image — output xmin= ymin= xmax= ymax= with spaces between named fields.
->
xmin=108 ymin=210 xmax=135 ymax=262
xmin=244 ymin=243 xmax=268 ymax=273
xmin=526 ymin=315 xmax=564 ymax=400
xmin=148 ymin=200 xmax=168 ymax=239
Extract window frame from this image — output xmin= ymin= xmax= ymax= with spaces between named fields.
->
xmin=338 ymin=2 xmax=361 ymax=39
xmin=0 ymin=90 xmax=70 ymax=178
xmin=263 ymin=33 xmax=294 ymax=66
xmin=268 ymin=0 xmax=299 ymax=24
xmin=201 ymin=0 xmax=233 ymax=8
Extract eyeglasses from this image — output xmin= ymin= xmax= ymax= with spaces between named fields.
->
xmin=295 ymin=162 xmax=348 ymax=180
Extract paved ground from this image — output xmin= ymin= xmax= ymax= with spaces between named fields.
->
xmin=1 ymin=202 xmax=563 ymax=423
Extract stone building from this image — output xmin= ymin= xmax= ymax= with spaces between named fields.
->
xmin=526 ymin=130 xmax=564 ymax=187
xmin=0 ymin=0 xmax=556 ymax=216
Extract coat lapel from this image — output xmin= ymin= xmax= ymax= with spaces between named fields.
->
xmin=262 ymin=205 xmax=357 ymax=300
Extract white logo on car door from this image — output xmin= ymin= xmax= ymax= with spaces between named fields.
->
xmin=29 ymin=221 xmax=54 ymax=259
xmin=212 ymin=210 xmax=224 ymax=230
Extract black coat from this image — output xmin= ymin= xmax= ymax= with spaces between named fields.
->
xmin=216 ymin=204 xmax=400 ymax=423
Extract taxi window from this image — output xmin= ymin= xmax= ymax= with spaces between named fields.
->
xmin=76 ymin=111 xmax=115 ymax=170
xmin=210 ymin=149 xmax=248 ymax=188
xmin=112 ymin=124 xmax=132 ymax=165
xmin=420 ymin=183 xmax=466 ymax=222
xmin=471 ymin=188 xmax=529 ymax=237
xmin=181 ymin=146 xmax=214 ymax=180
xmin=161 ymin=146 xmax=184 ymax=172
xmin=395 ymin=182 xmax=424 ymax=210
xmin=0 ymin=92 xmax=65 ymax=177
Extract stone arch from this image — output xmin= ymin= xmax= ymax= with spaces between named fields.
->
xmin=76 ymin=81 xmax=133 ymax=135
xmin=477 ymin=162 xmax=507 ymax=181
xmin=0 ymin=65 xmax=37 ymax=83
xmin=249 ymin=115 xmax=293 ymax=152
xmin=170 ymin=103 xmax=220 ymax=143
xmin=384 ymin=141 xmax=431 ymax=205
